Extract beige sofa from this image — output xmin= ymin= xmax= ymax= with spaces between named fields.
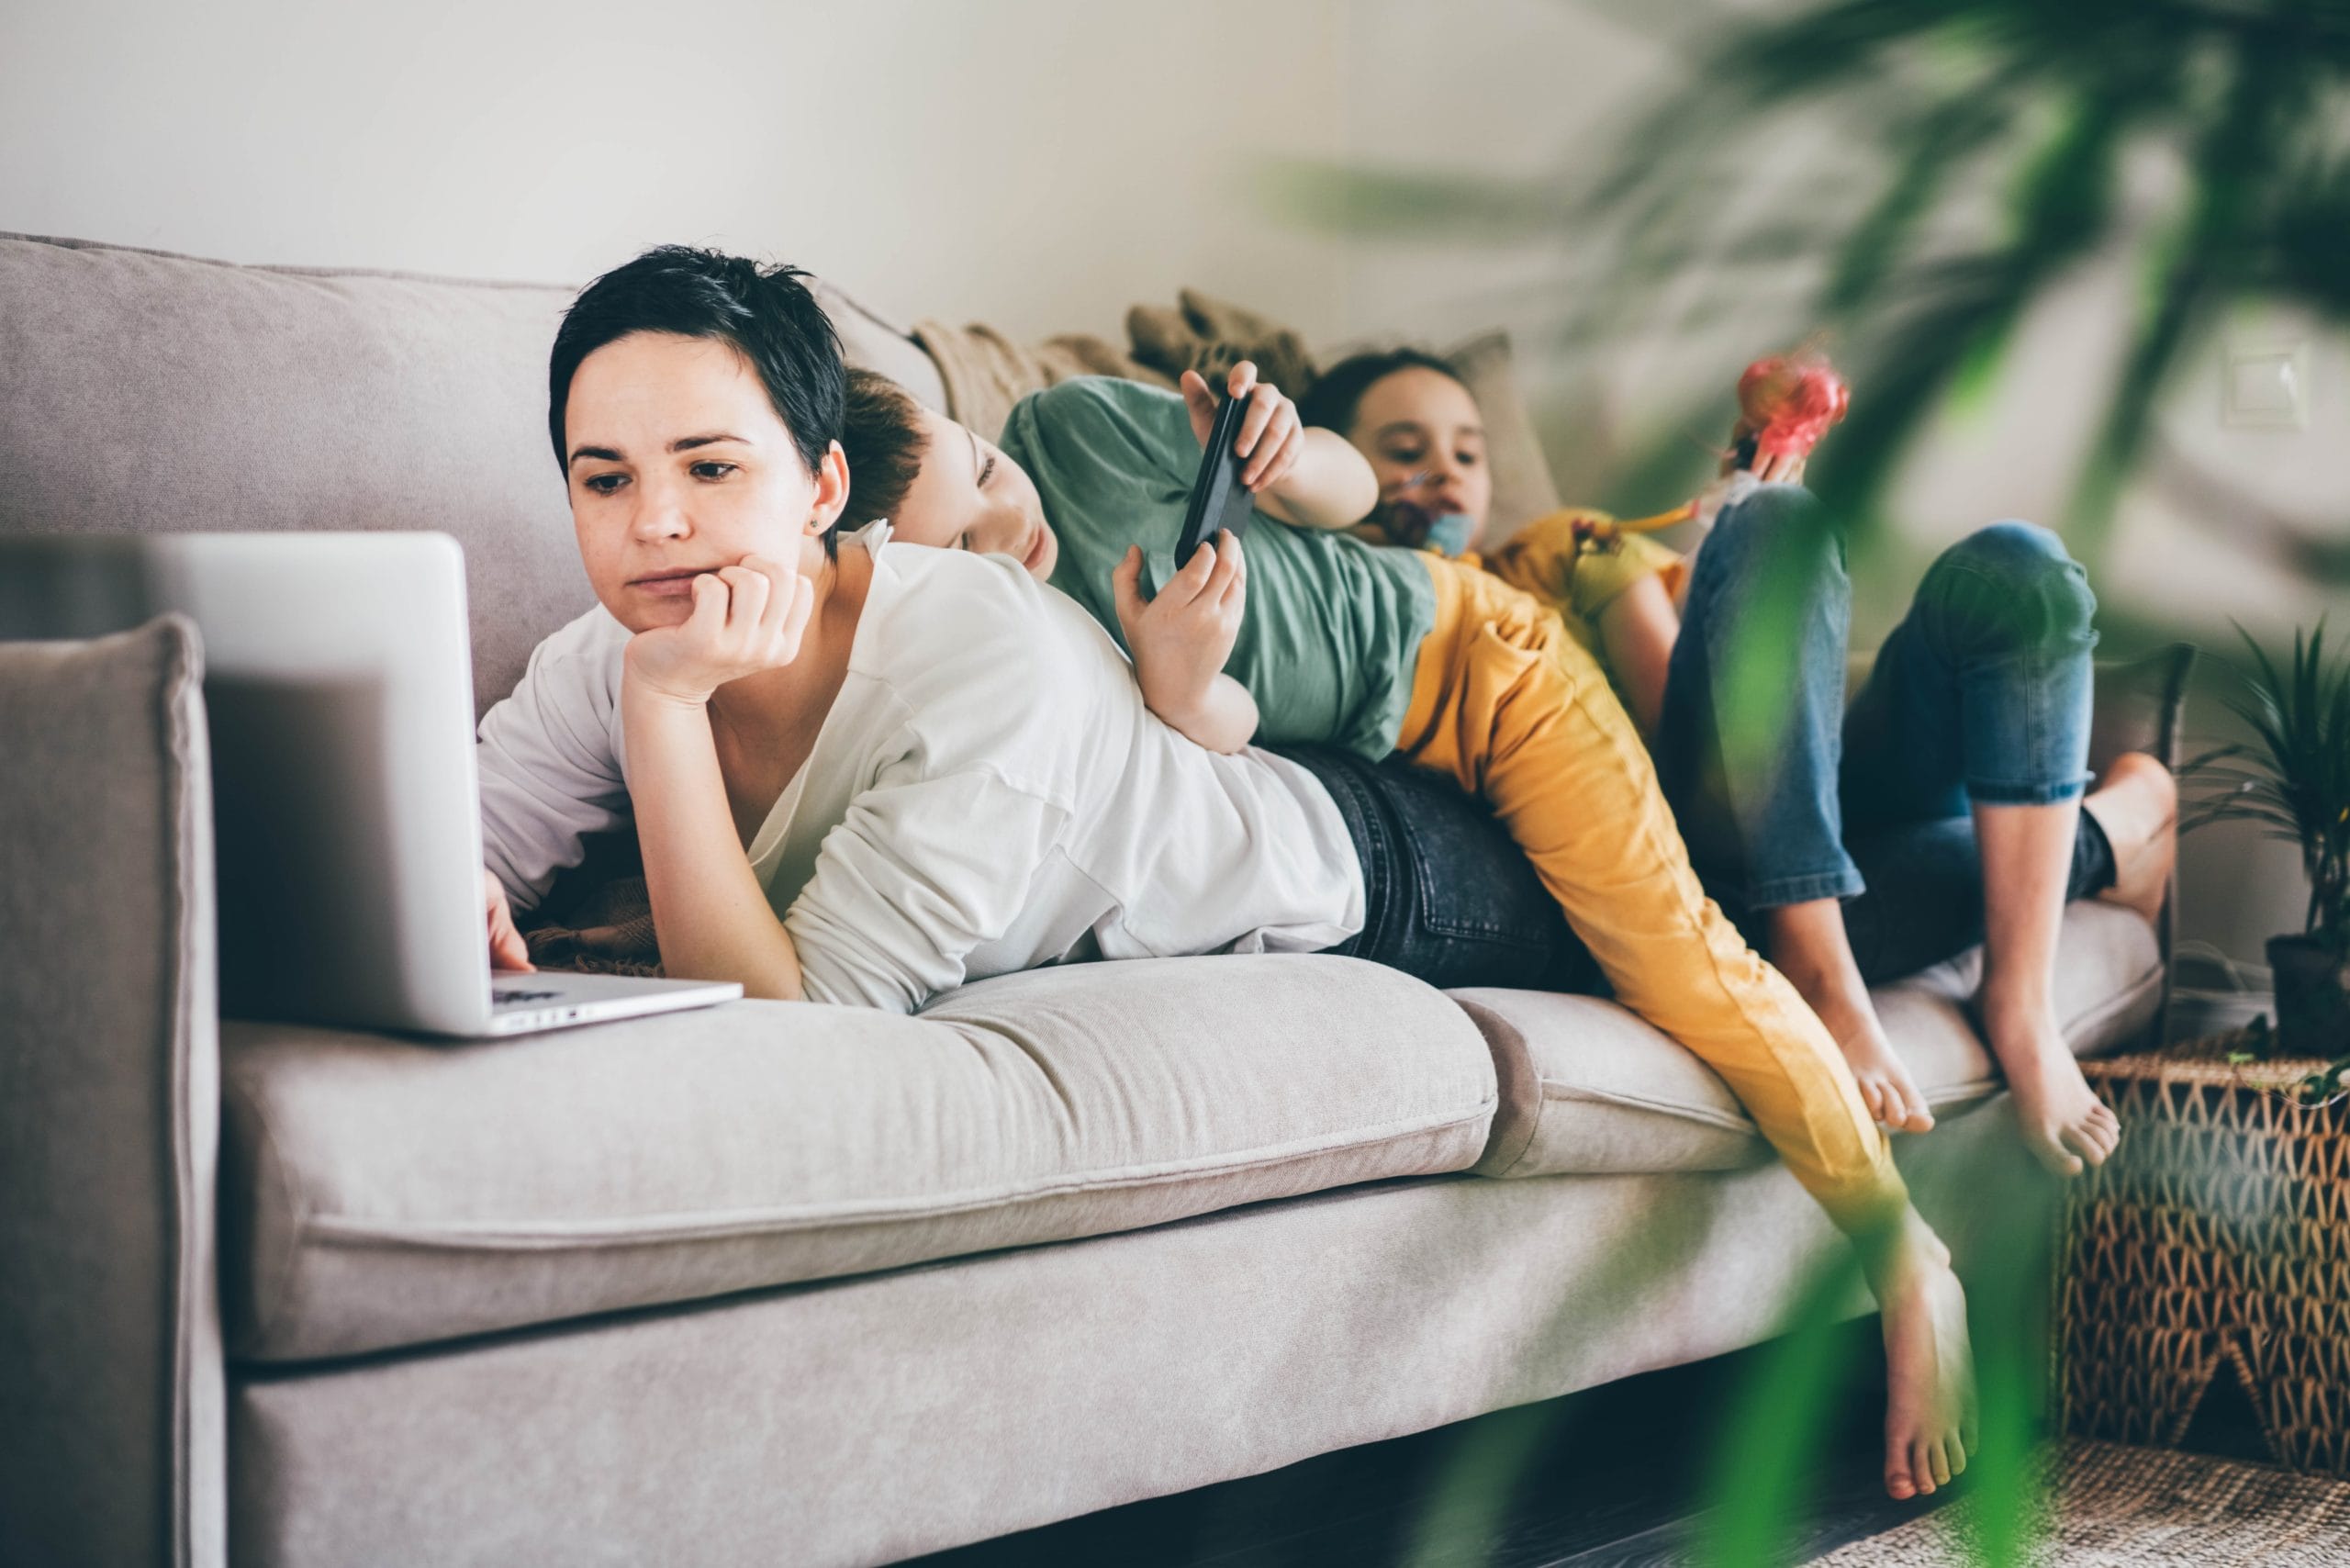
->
xmin=0 ymin=233 xmax=2182 ymax=1568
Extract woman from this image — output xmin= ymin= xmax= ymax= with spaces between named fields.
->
xmin=478 ymin=246 xmax=1361 ymax=1013
xmin=1298 ymin=349 xmax=2177 ymax=1176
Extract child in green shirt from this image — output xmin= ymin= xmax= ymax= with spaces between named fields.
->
xmin=844 ymin=363 xmax=1980 ymax=1502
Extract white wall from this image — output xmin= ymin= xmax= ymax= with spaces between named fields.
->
xmin=1327 ymin=3 xmax=2349 ymax=617
xmin=0 ymin=0 xmax=1353 ymax=342
xmin=1326 ymin=0 xmax=2348 ymax=976
xmin=6 ymin=0 xmax=2340 ymax=971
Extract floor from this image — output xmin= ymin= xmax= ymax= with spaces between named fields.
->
xmin=908 ymin=1321 xmax=1967 ymax=1568
xmin=906 ymin=1285 xmax=2296 ymax=1568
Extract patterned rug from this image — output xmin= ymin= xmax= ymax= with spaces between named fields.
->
xmin=1808 ymin=1440 xmax=2350 ymax=1566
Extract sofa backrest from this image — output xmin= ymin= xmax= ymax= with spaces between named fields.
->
xmin=0 ymin=233 xmax=946 ymax=716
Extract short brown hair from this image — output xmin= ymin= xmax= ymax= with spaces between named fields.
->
xmin=839 ymin=368 xmax=930 ymax=531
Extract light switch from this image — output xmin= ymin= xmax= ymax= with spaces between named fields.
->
xmin=2224 ymin=342 xmax=2309 ymax=429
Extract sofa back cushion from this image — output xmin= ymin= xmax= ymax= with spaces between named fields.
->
xmin=0 ymin=233 xmax=942 ymax=717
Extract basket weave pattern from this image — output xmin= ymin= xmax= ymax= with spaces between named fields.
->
xmin=2061 ymin=1031 xmax=2350 ymax=1476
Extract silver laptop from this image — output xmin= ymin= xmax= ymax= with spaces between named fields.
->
xmin=0 ymin=532 xmax=741 ymax=1036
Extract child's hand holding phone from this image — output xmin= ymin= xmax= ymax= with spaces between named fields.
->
xmin=1111 ymin=529 xmax=1257 ymax=753
xmin=1180 ymin=362 xmax=1303 ymax=497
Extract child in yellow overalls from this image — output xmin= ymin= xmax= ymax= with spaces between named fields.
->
xmin=854 ymin=361 xmax=1976 ymax=1502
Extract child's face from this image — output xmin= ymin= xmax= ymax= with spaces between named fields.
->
xmin=1345 ymin=367 xmax=1494 ymax=551
xmin=884 ymin=408 xmax=1058 ymax=579
xmin=562 ymin=331 xmax=844 ymax=633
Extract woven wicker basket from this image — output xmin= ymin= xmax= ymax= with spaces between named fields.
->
xmin=2061 ymin=1030 xmax=2350 ymax=1476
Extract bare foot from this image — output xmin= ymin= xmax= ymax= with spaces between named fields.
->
xmin=1866 ymin=1215 xmax=1978 ymax=1500
xmin=1983 ymin=1001 xmax=2121 ymax=1177
xmin=1827 ymin=1005 xmax=1937 ymax=1136
xmin=1764 ymin=901 xmax=1935 ymax=1133
xmin=2083 ymin=752 xmax=2177 ymax=927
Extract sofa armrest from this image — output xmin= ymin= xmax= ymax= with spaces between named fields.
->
xmin=0 ymin=616 xmax=224 ymax=1568
xmin=2086 ymin=644 xmax=2196 ymax=778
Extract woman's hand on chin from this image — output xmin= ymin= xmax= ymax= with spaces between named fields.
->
xmin=623 ymin=554 xmax=815 ymax=706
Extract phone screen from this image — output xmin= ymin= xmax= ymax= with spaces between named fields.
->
xmin=1174 ymin=394 xmax=1255 ymax=565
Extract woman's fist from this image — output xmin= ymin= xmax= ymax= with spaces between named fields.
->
xmin=623 ymin=554 xmax=816 ymax=705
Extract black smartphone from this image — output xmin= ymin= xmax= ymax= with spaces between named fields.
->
xmin=1173 ymin=392 xmax=1257 ymax=566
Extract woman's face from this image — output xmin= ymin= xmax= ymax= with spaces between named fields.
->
xmin=562 ymin=330 xmax=844 ymax=633
xmin=1345 ymin=366 xmax=1493 ymax=550
xmin=883 ymin=408 xmax=1058 ymax=578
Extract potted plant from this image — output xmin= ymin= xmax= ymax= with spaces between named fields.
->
xmin=2184 ymin=623 xmax=2350 ymax=1056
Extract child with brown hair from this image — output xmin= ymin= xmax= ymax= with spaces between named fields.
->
xmin=845 ymin=362 xmax=1982 ymax=1501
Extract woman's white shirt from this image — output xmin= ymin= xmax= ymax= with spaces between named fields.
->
xmin=476 ymin=531 xmax=1364 ymax=1013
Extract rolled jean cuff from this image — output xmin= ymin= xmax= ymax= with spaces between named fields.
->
xmin=1965 ymin=773 xmax=2090 ymax=807
xmin=1741 ymin=864 xmax=1867 ymax=911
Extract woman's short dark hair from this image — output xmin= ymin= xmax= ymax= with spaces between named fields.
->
xmin=1297 ymin=348 xmax=1471 ymax=437
xmin=547 ymin=245 xmax=846 ymax=481
xmin=838 ymin=369 xmax=930 ymax=532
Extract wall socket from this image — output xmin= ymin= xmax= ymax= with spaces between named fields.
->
xmin=2223 ymin=342 xmax=2311 ymax=430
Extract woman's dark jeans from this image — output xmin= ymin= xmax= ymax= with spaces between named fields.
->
xmin=1278 ymin=745 xmax=1604 ymax=993
xmin=1655 ymin=484 xmax=2114 ymax=983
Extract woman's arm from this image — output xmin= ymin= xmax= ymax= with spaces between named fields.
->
xmin=624 ymin=683 xmax=806 ymax=999
xmin=1181 ymin=365 xmax=1379 ymax=533
xmin=785 ymin=767 xmax=1072 ymax=1012
xmin=475 ymin=615 xmax=636 ymax=918
xmin=1597 ymin=572 xmax=1681 ymax=742
xmin=623 ymin=559 xmax=818 ymax=1001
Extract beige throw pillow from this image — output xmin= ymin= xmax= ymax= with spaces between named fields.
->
xmin=903 ymin=286 xmax=1569 ymax=538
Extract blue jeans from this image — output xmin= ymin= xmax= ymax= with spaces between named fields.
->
xmin=1278 ymin=745 xmax=1604 ymax=992
xmin=1656 ymin=485 xmax=2112 ymax=983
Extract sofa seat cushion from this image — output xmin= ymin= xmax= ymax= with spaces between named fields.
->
xmin=220 ymin=954 xmax=1495 ymax=1363
xmin=1461 ymin=900 xmax=2163 ymax=1180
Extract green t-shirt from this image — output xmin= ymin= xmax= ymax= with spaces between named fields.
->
xmin=1002 ymin=377 xmax=1436 ymax=760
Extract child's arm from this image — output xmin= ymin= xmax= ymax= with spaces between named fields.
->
xmin=1181 ymin=364 xmax=1378 ymax=532
xmin=1595 ymin=574 xmax=1680 ymax=742
xmin=1111 ymin=532 xmax=1260 ymax=755
xmin=1259 ymin=426 xmax=1382 ymax=531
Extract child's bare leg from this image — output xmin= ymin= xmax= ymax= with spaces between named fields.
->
xmin=1765 ymin=899 xmax=1935 ymax=1134
xmin=1398 ymin=566 xmax=1972 ymax=1496
xmin=1975 ymin=799 xmax=2121 ymax=1176
xmin=2084 ymin=752 xmax=2177 ymax=926
xmin=1856 ymin=1205 xmax=1978 ymax=1499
